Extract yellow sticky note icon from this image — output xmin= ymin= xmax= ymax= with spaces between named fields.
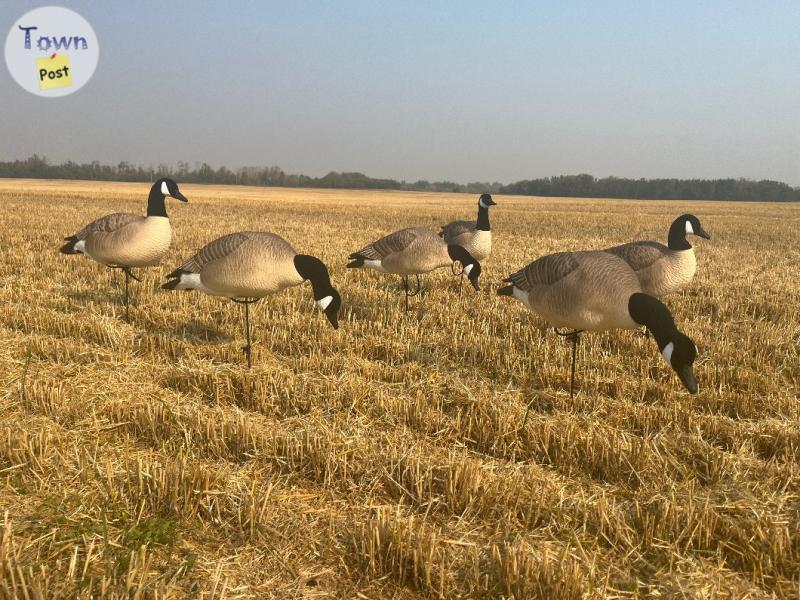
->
xmin=36 ymin=53 xmax=72 ymax=90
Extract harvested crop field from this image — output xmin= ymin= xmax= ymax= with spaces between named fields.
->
xmin=0 ymin=179 xmax=798 ymax=598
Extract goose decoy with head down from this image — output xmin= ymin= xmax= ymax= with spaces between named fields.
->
xmin=605 ymin=214 xmax=710 ymax=297
xmin=59 ymin=178 xmax=188 ymax=319
xmin=498 ymin=249 xmax=698 ymax=400
xmin=347 ymin=227 xmax=482 ymax=311
xmin=162 ymin=231 xmax=341 ymax=367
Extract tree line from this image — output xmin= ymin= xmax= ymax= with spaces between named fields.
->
xmin=1 ymin=154 xmax=797 ymax=201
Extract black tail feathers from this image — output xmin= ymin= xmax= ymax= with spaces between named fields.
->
xmin=346 ymin=253 xmax=366 ymax=268
xmin=161 ymin=278 xmax=181 ymax=290
xmin=59 ymin=237 xmax=80 ymax=254
xmin=497 ymin=285 xmax=514 ymax=296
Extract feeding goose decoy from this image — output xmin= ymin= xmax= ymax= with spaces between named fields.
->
xmin=161 ymin=231 xmax=341 ymax=367
xmin=346 ymin=227 xmax=482 ymax=311
xmin=498 ymin=250 xmax=698 ymax=399
xmin=59 ymin=178 xmax=188 ymax=319
xmin=605 ymin=214 xmax=710 ymax=297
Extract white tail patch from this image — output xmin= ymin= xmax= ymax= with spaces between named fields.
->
xmin=316 ymin=295 xmax=333 ymax=311
xmin=463 ymin=264 xmax=474 ymax=276
xmin=512 ymin=286 xmax=532 ymax=309
xmin=161 ymin=181 xmax=169 ymax=195
xmin=363 ymin=259 xmax=388 ymax=273
xmin=685 ymin=220 xmax=694 ymax=235
xmin=74 ymin=240 xmax=86 ymax=253
xmin=173 ymin=272 xmax=201 ymax=290
xmin=661 ymin=341 xmax=675 ymax=364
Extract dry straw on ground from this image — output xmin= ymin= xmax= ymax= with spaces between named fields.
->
xmin=0 ymin=179 xmax=797 ymax=598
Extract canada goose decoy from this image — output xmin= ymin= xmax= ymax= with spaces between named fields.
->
xmin=605 ymin=214 xmax=710 ymax=297
xmin=161 ymin=231 xmax=341 ymax=367
xmin=497 ymin=250 xmax=698 ymax=400
xmin=59 ymin=178 xmax=188 ymax=319
xmin=346 ymin=227 xmax=482 ymax=311
xmin=439 ymin=193 xmax=497 ymax=290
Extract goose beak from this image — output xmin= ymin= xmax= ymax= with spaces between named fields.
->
xmin=172 ymin=191 xmax=188 ymax=202
xmin=696 ymin=226 xmax=710 ymax=240
xmin=676 ymin=365 xmax=698 ymax=394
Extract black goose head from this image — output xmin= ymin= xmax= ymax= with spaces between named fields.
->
xmin=147 ymin=178 xmax=188 ymax=217
xmin=294 ymin=254 xmax=342 ymax=329
xmin=628 ymin=293 xmax=698 ymax=393
xmin=667 ymin=214 xmax=710 ymax=250
xmin=447 ymin=245 xmax=482 ymax=290
xmin=660 ymin=332 xmax=698 ymax=394
xmin=479 ymin=193 xmax=497 ymax=208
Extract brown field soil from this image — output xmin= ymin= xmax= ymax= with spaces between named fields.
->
xmin=0 ymin=179 xmax=798 ymax=598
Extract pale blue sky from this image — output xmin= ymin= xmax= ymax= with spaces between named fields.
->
xmin=2 ymin=1 xmax=799 ymax=184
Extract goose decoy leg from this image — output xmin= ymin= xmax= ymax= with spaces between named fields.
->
xmin=555 ymin=328 xmax=583 ymax=399
xmin=402 ymin=276 xmax=423 ymax=312
xmin=110 ymin=266 xmax=141 ymax=321
xmin=232 ymin=298 xmax=259 ymax=368
xmin=451 ymin=262 xmax=464 ymax=297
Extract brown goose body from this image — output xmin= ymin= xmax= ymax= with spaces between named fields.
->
xmin=440 ymin=223 xmax=491 ymax=262
xmin=439 ymin=193 xmax=496 ymax=262
xmin=504 ymin=250 xmax=642 ymax=331
xmin=352 ymin=227 xmax=455 ymax=275
xmin=79 ymin=214 xmax=173 ymax=267
xmin=604 ymin=214 xmax=710 ymax=297
xmin=173 ymin=232 xmax=304 ymax=298
xmin=605 ymin=242 xmax=695 ymax=297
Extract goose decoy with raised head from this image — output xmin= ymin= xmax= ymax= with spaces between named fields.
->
xmin=498 ymin=250 xmax=698 ymax=399
xmin=605 ymin=214 xmax=710 ymax=297
xmin=347 ymin=227 xmax=481 ymax=311
xmin=162 ymin=231 xmax=341 ymax=367
xmin=439 ymin=193 xmax=497 ymax=262
xmin=59 ymin=178 xmax=188 ymax=319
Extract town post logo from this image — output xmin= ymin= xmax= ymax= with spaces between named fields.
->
xmin=5 ymin=7 xmax=99 ymax=98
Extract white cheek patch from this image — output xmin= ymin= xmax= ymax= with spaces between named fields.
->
xmin=463 ymin=264 xmax=474 ymax=276
xmin=479 ymin=199 xmax=489 ymax=208
xmin=161 ymin=181 xmax=169 ymax=195
xmin=685 ymin=220 xmax=694 ymax=235
xmin=316 ymin=295 xmax=333 ymax=311
xmin=661 ymin=342 xmax=675 ymax=364
xmin=74 ymin=240 xmax=86 ymax=252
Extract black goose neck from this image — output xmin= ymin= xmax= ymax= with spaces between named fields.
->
xmin=146 ymin=183 xmax=168 ymax=217
xmin=294 ymin=254 xmax=333 ymax=300
xmin=667 ymin=218 xmax=691 ymax=250
xmin=476 ymin=204 xmax=491 ymax=231
xmin=628 ymin=293 xmax=677 ymax=349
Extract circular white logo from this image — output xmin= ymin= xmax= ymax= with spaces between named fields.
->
xmin=4 ymin=6 xmax=99 ymax=98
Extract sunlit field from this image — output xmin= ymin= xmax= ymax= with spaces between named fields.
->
xmin=0 ymin=179 xmax=797 ymax=598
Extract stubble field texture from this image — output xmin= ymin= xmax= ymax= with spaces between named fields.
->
xmin=0 ymin=179 xmax=798 ymax=599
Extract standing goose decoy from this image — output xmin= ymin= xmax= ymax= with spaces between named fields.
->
xmin=161 ymin=231 xmax=341 ymax=367
xmin=497 ymin=250 xmax=698 ymax=400
xmin=346 ymin=227 xmax=482 ymax=311
xmin=605 ymin=214 xmax=710 ymax=297
xmin=59 ymin=178 xmax=188 ymax=319
xmin=439 ymin=193 xmax=497 ymax=292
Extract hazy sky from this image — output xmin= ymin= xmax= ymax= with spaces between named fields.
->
xmin=2 ymin=1 xmax=799 ymax=184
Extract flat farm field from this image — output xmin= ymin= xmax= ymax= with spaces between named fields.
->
xmin=0 ymin=179 xmax=798 ymax=598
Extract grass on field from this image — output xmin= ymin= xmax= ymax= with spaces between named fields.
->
xmin=0 ymin=179 xmax=798 ymax=598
